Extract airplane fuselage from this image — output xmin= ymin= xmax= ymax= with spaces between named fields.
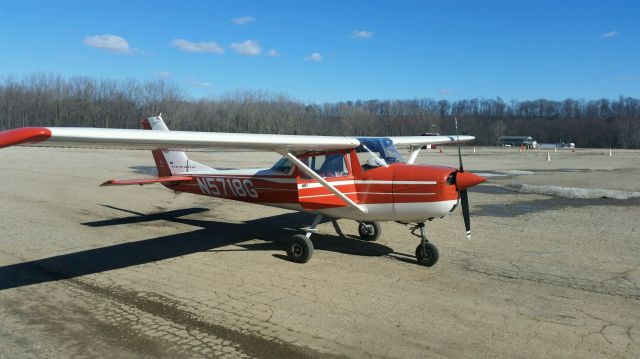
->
xmin=167 ymin=161 xmax=462 ymax=223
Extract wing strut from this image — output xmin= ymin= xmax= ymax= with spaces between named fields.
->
xmin=283 ymin=152 xmax=368 ymax=214
xmin=407 ymin=147 xmax=422 ymax=164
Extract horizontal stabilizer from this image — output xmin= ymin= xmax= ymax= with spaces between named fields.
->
xmin=100 ymin=176 xmax=193 ymax=187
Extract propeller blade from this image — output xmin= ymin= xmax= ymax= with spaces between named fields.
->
xmin=453 ymin=118 xmax=479 ymax=240
xmin=454 ymin=117 xmax=464 ymax=172
xmin=460 ymin=189 xmax=471 ymax=240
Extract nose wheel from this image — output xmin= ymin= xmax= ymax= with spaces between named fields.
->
xmin=411 ymin=223 xmax=439 ymax=266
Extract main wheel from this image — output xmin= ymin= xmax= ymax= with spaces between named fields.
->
xmin=286 ymin=234 xmax=314 ymax=263
xmin=415 ymin=242 xmax=439 ymax=267
xmin=358 ymin=221 xmax=382 ymax=241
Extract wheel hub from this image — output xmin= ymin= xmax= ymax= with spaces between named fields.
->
xmin=292 ymin=243 xmax=303 ymax=256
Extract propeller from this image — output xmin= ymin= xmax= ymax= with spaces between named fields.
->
xmin=454 ymin=118 xmax=472 ymax=240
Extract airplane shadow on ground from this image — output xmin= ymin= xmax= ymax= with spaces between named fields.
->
xmin=0 ymin=206 xmax=393 ymax=291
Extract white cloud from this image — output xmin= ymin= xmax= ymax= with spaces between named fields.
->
xmin=438 ymin=88 xmax=455 ymax=96
xmin=597 ymin=30 xmax=619 ymax=39
xmin=266 ymin=49 xmax=280 ymax=57
xmin=305 ymin=52 xmax=323 ymax=62
xmin=231 ymin=16 xmax=255 ymax=25
xmin=157 ymin=71 xmax=172 ymax=79
xmin=351 ymin=30 xmax=374 ymax=39
xmin=230 ymin=40 xmax=262 ymax=56
xmin=171 ymin=39 xmax=224 ymax=53
xmin=185 ymin=77 xmax=213 ymax=88
xmin=84 ymin=34 xmax=131 ymax=54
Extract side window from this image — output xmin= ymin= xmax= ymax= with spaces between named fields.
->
xmin=303 ymin=153 xmax=349 ymax=178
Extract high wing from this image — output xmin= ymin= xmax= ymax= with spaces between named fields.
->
xmin=0 ymin=127 xmax=360 ymax=152
xmin=388 ymin=135 xmax=475 ymax=146
xmin=0 ymin=127 xmax=474 ymax=153
xmin=0 ymin=123 xmax=476 ymax=213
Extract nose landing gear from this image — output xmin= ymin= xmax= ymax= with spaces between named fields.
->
xmin=411 ymin=223 xmax=439 ymax=266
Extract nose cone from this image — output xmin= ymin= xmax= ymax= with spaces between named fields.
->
xmin=456 ymin=172 xmax=486 ymax=190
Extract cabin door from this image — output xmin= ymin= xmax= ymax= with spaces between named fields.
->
xmin=296 ymin=152 xmax=357 ymax=210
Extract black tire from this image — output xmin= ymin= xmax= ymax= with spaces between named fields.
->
xmin=415 ymin=242 xmax=439 ymax=267
xmin=286 ymin=234 xmax=314 ymax=263
xmin=358 ymin=221 xmax=382 ymax=241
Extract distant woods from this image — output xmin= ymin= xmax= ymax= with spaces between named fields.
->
xmin=1 ymin=73 xmax=638 ymax=148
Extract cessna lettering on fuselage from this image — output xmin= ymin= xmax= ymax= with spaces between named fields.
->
xmin=196 ymin=177 xmax=258 ymax=198
xmin=0 ymin=114 xmax=486 ymax=266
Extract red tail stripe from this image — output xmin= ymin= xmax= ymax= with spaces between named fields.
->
xmin=140 ymin=118 xmax=152 ymax=130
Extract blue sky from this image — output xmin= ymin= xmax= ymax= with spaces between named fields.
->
xmin=0 ymin=0 xmax=638 ymax=103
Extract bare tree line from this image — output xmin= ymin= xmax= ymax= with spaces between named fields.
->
xmin=1 ymin=73 xmax=638 ymax=148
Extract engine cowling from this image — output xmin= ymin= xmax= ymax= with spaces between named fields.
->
xmin=390 ymin=164 xmax=460 ymax=222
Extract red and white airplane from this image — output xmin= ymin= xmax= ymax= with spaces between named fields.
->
xmin=0 ymin=115 xmax=485 ymax=266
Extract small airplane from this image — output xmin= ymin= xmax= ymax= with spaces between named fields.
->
xmin=0 ymin=115 xmax=485 ymax=266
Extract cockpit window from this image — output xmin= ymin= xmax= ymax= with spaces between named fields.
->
xmin=356 ymin=137 xmax=405 ymax=171
xmin=271 ymin=157 xmax=294 ymax=173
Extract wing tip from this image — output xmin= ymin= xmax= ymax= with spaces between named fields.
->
xmin=0 ymin=127 xmax=52 ymax=149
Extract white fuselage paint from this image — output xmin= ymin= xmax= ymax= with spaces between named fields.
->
xmin=260 ymin=200 xmax=458 ymax=222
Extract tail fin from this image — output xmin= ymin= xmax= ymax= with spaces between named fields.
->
xmin=141 ymin=114 xmax=213 ymax=176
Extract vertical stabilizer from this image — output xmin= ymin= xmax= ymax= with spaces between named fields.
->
xmin=141 ymin=114 xmax=213 ymax=176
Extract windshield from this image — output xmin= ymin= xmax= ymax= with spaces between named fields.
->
xmin=355 ymin=137 xmax=405 ymax=171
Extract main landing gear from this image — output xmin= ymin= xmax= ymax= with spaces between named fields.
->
xmin=286 ymin=214 xmax=322 ymax=263
xmin=286 ymin=217 xmax=383 ymax=263
xmin=285 ymin=216 xmax=439 ymax=267
xmin=411 ymin=223 xmax=439 ymax=266
xmin=357 ymin=221 xmax=382 ymax=241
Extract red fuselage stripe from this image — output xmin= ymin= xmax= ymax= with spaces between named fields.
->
xmin=171 ymin=175 xmax=458 ymax=205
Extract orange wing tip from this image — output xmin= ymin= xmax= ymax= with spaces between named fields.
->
xmin=0 ymin=127 xmax=51 ymax=149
